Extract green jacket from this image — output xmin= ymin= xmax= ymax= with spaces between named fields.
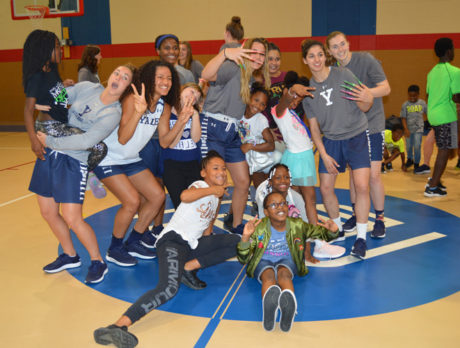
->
xmin=237 ymin=217 xmax=338 ymax=278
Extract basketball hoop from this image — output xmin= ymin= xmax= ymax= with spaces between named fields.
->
xmin=24 ymin=5 xmax=49 ymax=29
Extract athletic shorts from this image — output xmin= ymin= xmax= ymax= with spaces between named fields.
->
xmin=254 ymin=258 xmax=297 ymax=284
xmin=369 ymin=131 xmax=385 ymax=162
xmin=318 ymin=130 xmax=371 ymax=173
xmin=433 ymin=121 xmax=458 ymax=150
xmin=200 ymin=113 xmax=245 ymax=163
xmin=139 ymin=137 xmax=164 ymax=178
xmin=29 ymin=148 xmax=88 ymax=204
xmin=93 ymin=160 xmax=148 ymax=180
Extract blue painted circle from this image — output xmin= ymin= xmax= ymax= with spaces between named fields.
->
xmin=63 ymin=188 xmax=460 ymax=321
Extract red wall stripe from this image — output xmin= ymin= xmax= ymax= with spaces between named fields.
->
xmin=2 ymin=33 xmax=460 ymax=63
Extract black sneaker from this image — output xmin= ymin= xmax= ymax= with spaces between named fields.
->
xmin=386 ymin=162 xmax=393 ymax=172
xmin=351 ymin=238 xmax=367 ymax=260
xmin=279 ymin=289 xmax=297 ymax=332
xmin=43 ymin=253 xmax=81 ymax=273
xmin=94 ymin=324 xmax=138 ymax=348
xmin=343 ymin=215 xmax=356 ymax=232
xmin=381 ymin=163 xmax=386 ymax=174
xmin=424 ymin=186 xmax=447 ymax=197
xmin=425 ymin=177 xmax=446 ymax=191
xmin=223 ymin=213 xmax=233 ymax=231
xmin=85 ymin=260 xmax=108 ymax=284
xmin=125 ymin=240 xmax=156 ymax=259
xmin=414 ymin=164 xmax=431 ymax=174
xmin=370 ymin=219 xmax=386 ymax=239
xmin=406 ymin=158 xmax=414 ymax=168
xmin=181 ymin=270 xmax=206 ymax=290
xmin=106 ymin=245 xmax=138 ymax=267
xmin=262 ymin=285 xmax=281 ymax=332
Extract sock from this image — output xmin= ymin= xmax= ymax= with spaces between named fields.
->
xmin=333 ymin=217 xmax=343 ymax=232
xmin=109 ymin=235 xmax=124 ymax=249
xmin=356 ymin=222 xmax=368 ymax=240
xmin=375 ymin=209 xmax=384 ymax=221
xmin=126 ymin=228 xmax=143 ymax=244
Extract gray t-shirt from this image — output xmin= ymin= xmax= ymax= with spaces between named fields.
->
xmin=46 ymin=82 xmax=122 ymax=163
xmin=203 ymin=60 xmax=246 ymax=119
xmin=190 ymin=60 xmax=204 ymax=83
xmin=400 ymin=99 xmax=427 ymax=133
xmin=341 ymin=52 xmax=387 ymax=134
xmin=175 ymin=65 xmax=195 ymax=86
xmin=303 ymin=67 xmax=368 ymax=140
xmin=78 ymin=67 xmax=100 ymax=83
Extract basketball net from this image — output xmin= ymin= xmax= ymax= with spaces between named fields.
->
xmin=24 ymin=5 xmax=49 ymax=30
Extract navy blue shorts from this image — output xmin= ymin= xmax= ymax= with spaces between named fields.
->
xmin=200 ymin=114 xmax=245 ymax=163
xmin=369 ymin=131 xmax=385 ymax=162
xmin=29 ymin=148 xmax=88 ymax=204
xmin=318 ymin=130 xmax=371 ymax=173
xmin=139 ymin=137 xmax=164 ymax=178
xmin=93 ymin=160 xmax=148 ymax=180
xmin=254 ymin=258 xmax=297 ymax=284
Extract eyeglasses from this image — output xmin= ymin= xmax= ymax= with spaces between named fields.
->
xmin=266 ymin=201 xmax=288 ymax=210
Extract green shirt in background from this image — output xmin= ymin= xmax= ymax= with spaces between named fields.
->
xmin=426 ymin=62 xmax=460 ymax=126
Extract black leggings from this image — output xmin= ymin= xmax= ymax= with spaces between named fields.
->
xmin=163 ymin=159 xmax=202 ymax=209
xmin=124 ymin=231 xmax=240 ymax=324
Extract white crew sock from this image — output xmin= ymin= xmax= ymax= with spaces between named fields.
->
xmin=356 ymin=222 xmax=368 ymax=240
xmin=332 ymin=217 xmax=343 ymax=232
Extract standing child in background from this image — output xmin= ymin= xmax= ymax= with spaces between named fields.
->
xmin=237 ymin=192 xmax=339 ymax=332
xmin=400 ymin=84 xmax=427 ymax=172
xmin=238 ymin=83 xmax=280 ymax=197
xmin=382 ymin=124 xmax=407 ymax=173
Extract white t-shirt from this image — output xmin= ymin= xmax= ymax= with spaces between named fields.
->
xmin=100 ymin=99 xmax=164 ymax=166
xmin=237 ymin=112 xmax=269 ymax=145
xmin=271 ymin=107 xmax=313 ymax=153
xmin=158 ymin=180 xmax=219 ymax=249
xmin=255 ymin=179 xmax=308 ymax=222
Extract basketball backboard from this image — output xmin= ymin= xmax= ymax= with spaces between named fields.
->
xmin=11 ymin=0 xmax=84 ymax=19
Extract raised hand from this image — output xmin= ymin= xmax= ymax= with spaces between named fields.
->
xmin=341 ymin=81 xmax=373 ymax=104
xmin=317 ymin=216 xmax=338 ymax=232
xmin=242 ymin=216 xmax=262 ymax=241
xmin=131 ymin=83 xmax=147 ymax=116
xmin=224 ymin=45 xmax=257 ymax=67
xmin=290 ymin=84 xmax=316 ymax=99
xmin=178 ymin=95 xmax=195 ymax=124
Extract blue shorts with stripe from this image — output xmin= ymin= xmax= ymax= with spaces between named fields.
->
xmin=318 ymin=130 xmax=371 ymax=174
xmin=29 ymin=148 xmax=88 ymax=204
xmin=369 ymin=131 xmax=385 ymax=162
xmin=93 ymin=160 xmax=148 ymax=180
xmin=139 ymin=137 xmax=164 ymax=178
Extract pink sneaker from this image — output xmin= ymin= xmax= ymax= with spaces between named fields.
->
xmin=313 ymin=242 xmax=346 ymax=259
xmin=88 ymin=173 xmax=106 ymax=199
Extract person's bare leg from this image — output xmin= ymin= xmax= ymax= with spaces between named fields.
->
xmin=350 ymin=168 xmax=370 ymax=225
xmin=226 ymin=161 xmax=250 ymax=227
xmin=319 ymin=173 xmax=339 ymax=219
xmin=37 ymin=195 xmax=76 ymax=256
xmin=277 ymin=266 xmax=294 ymax=292
xmin=422 ymin=129 xmax=435 ymax=166
xmin=153 ymin=177 xmax=165 ymax=227
xmin=369 ymin=161 xmax=385 ymax=211
xmin=260 ymin=268 xmax=277 ymax=297
xmin=430 ymin=148 xmax=449 ymax=187
xmin=61 ymin=203 xmax=102 ymax=261
xmin=101 ymin=175 xmax=140 ymax=239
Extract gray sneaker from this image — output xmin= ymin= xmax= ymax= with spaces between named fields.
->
xmin=94 ymin=324 xmax=138 ymax=348
xmin=279 ymin=289 xmax=297 ymax=332
xmin=262 ymin=285 xmax=281 ymax=331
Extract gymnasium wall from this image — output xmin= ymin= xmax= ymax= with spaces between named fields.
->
xmin=1 ymin=0 xmax=459 ymax=126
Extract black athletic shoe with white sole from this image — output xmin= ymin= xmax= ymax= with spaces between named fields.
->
xmin=94 ymin=324 xmax=138 ymax=348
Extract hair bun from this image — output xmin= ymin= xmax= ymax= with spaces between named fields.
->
xmin=231 ymin=16 xmax=241 ymax=24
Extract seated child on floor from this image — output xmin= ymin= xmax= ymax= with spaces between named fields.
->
xmin=237 ymin=192 xmax=339 ymax=332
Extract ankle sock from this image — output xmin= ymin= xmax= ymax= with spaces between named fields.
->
xmin=332 ymin=217 xmax=343 ymax=232
xmin=356 ymin=223 xmax=368 ymax=240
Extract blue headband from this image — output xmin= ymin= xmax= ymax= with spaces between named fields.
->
xmin=155 ymin=34 xmax=179 ymax=50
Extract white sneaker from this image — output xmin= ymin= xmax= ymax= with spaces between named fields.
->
xmin=313 ymin=242 xmax=346 ymax=259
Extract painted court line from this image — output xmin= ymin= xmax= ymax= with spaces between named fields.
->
xmin=307 ymin=232 xmax=446 ymax=267
xmin=0 ymin=193 xmax=35 ymax=208
xmin=194 ymin=265 xmax=247 ymax=347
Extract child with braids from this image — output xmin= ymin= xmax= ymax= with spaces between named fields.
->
xmin=23 ymin=29 xmax=107 ymax=171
